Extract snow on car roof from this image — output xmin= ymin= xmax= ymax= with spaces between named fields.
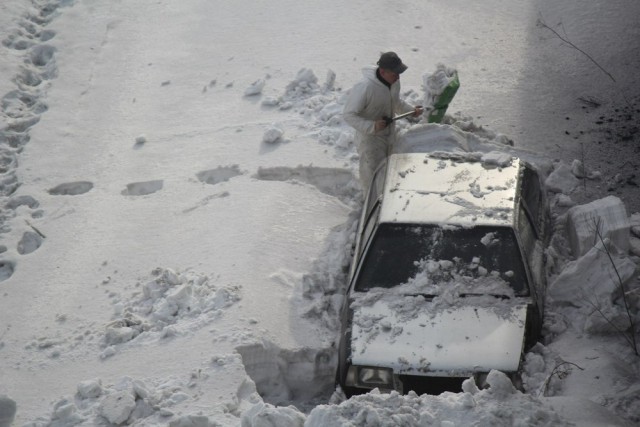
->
xmin=379 ymin=153 xmax=520 ymax=227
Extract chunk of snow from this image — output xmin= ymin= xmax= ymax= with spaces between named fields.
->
xmin=566 ymin=196 xmax=630 ymax=257
xmin=241 ymin=402 xmax=305 ymax=427
xmin=555 ymin=194 xmax=576 ymax=208
xmin=244 ymin=79 xmax=266 ymax=96
xmin=545 ymin=163 xmax=579 ymax=194
xmin=262 ymin=125 xmax=284 ymax=143
xmin=481 ymin=151 xmax=513 ymax=167
xmin=77 ymin=379 xmax=103 ymax=399
xmin=98 ymin=390 xmax=137 ymax=425
xmin=485 ymin=369 xmax=516 ymax=398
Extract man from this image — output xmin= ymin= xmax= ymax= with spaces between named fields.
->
xmin=343 ymin=52 xmax=423 ymax=189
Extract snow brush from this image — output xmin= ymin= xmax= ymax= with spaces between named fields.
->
xmin=383 ymin=106 xmax=423 ymax=125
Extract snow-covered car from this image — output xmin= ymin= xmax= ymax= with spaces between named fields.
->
xmin=336 ymin=153 xmax=549 ymax=395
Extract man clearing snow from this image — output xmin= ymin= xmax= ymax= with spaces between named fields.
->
xmin=343 ymin=52 xmax=423 ymax=188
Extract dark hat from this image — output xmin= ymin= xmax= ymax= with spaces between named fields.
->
xmin=377 ymin=52 xmax=408 ymax=74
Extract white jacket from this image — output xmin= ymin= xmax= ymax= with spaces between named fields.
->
xmin=343 ymin=66 xmax=413 ymax=142
xmin=343 ymin=67 xmax=414 ymax=187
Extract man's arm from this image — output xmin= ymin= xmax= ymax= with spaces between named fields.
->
xmin=343 ymin=84 xmax=377 ymax=135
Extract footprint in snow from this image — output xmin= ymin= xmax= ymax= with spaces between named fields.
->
xmin=122 ymin=180 xmax=163 ymax=196
xmin=18 ymin=231 xmax=44 ymax=255
xmin=196 ymin=165 xmax=243 ymax=185
xmin=253 ymin=166 xmax=359 ymax=204
xmin=48 ymin=181 xmax=93 ymax=196
xmin=0 ymin=261 xmax=15 ymax=282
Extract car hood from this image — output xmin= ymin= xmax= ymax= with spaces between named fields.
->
xmin=349 ymin=294 xmax=528 ymax=376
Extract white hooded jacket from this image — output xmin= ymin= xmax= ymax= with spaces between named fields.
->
xmin=343 ymin=66 xmax=413 ymax=187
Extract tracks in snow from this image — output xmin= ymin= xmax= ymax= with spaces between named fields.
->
xmin=0 ymin=0 xmax=70 ymax=281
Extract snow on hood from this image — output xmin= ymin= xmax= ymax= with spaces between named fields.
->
xmin=350 ymin=293 xmax=527 ymax=375
xmin=349 ymin=259 xmax=528 ymax=375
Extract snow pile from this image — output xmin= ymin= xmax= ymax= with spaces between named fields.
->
xmin=259 ymin=67 xmax=356 ymax=152
xmin=102 ymin=268 xmax=241 ymax=358
xmin=305 ymin=370 xmax=569 ymax=426
xmin=301 ymin=210 xmax=359 ymax=330
xmin=242 ymin=402 xmax=306 ymax=427
xmin=548 ymin=238 xmax=638 ymax=333
xmin=521 ymin=343 xmax=566 ymax=397
xmin=22 ymin=354 xmax=261 ymax=427
xmin=350 ymin=255 xmax=520 ymax=326
xmin=422 ymin=64 xmax=457 ymax=110
xmin=394 ymin=123 xmax=537 ymax=164
xmin=261 ymin=68 xmax=326 ymax=111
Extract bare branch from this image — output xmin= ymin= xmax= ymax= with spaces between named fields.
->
xmin=537 ymin=15 xmax=616 ymax=83
xmin=591 ymin=218 xmax=639 ymax=355
xmin=25 ymin=220 xmax=46 ymax=239
xmin=541 ymin=361 xmax=585 ymax=397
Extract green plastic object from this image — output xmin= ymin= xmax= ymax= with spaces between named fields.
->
xmin=427 ymin=72 xmax=460 ymax=123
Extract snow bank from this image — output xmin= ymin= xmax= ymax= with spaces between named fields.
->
xmin=306 ymin=371 xmax=569 ymax=426
xmin=22 ymin=355 xmax=260 ymax=426
xmin=548 ymin=239 xmax=638 ymax=333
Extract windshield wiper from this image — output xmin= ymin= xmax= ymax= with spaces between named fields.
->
xmin=459 ymin=293 xmax=511 ymax=300
xmin=404 ymin=293 xmax=437 ymax=300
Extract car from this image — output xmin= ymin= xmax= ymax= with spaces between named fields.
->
xmin=336 ymin=152 xmax=549 ymax=396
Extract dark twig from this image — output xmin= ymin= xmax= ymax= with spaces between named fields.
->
xmin=577 ymin=96 xmax=601 ymax=108
xmin=25 ymin=220 xmax=46 ymax=239
xmin=538 ymin=15 xmax=616 ymax=83
xmin=541 ymin=361 xmax=585 ymax=397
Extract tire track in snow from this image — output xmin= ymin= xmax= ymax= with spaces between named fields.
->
xmin=0 ymin=0 xmax=74 ymax=280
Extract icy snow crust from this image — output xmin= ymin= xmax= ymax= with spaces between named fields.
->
xmin=0 ymin=0 xmax=639 ymax=426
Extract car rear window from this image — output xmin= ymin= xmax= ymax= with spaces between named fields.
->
xmin=354 ymin=224 xmax=529 ymax=296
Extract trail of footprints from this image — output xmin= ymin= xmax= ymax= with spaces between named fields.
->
xmin=0 ymin=0 xmax=67 ymax=281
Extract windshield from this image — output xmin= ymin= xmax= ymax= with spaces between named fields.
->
xmin=354 ymin=224 xmax=529 ymax=296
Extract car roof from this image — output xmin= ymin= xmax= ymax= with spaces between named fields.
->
xmin=379 ymin=153 xmax=522 ymax=227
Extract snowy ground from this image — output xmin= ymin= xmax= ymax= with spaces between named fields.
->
xmin=0 ymin=0 xmax=639 ymax=426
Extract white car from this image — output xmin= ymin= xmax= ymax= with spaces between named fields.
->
xmin=336 ymin=152 xmax=548 ymax=395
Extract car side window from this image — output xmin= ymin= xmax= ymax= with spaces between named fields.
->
xmin=358 ymin=202 xmax=380 ymax=259
xmin=364 ymin=160 xmax=387 ymax=222
xmin=521 ymin=165 xmax=542 ymax=236
xmin=517 ymin=202 xmax=537 ymax=258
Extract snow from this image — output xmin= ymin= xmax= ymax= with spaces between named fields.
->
xmin=1 ymin=0 xmax=639 ymax=426
xmin=566 ymin=195 xmax=630 ymax=256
